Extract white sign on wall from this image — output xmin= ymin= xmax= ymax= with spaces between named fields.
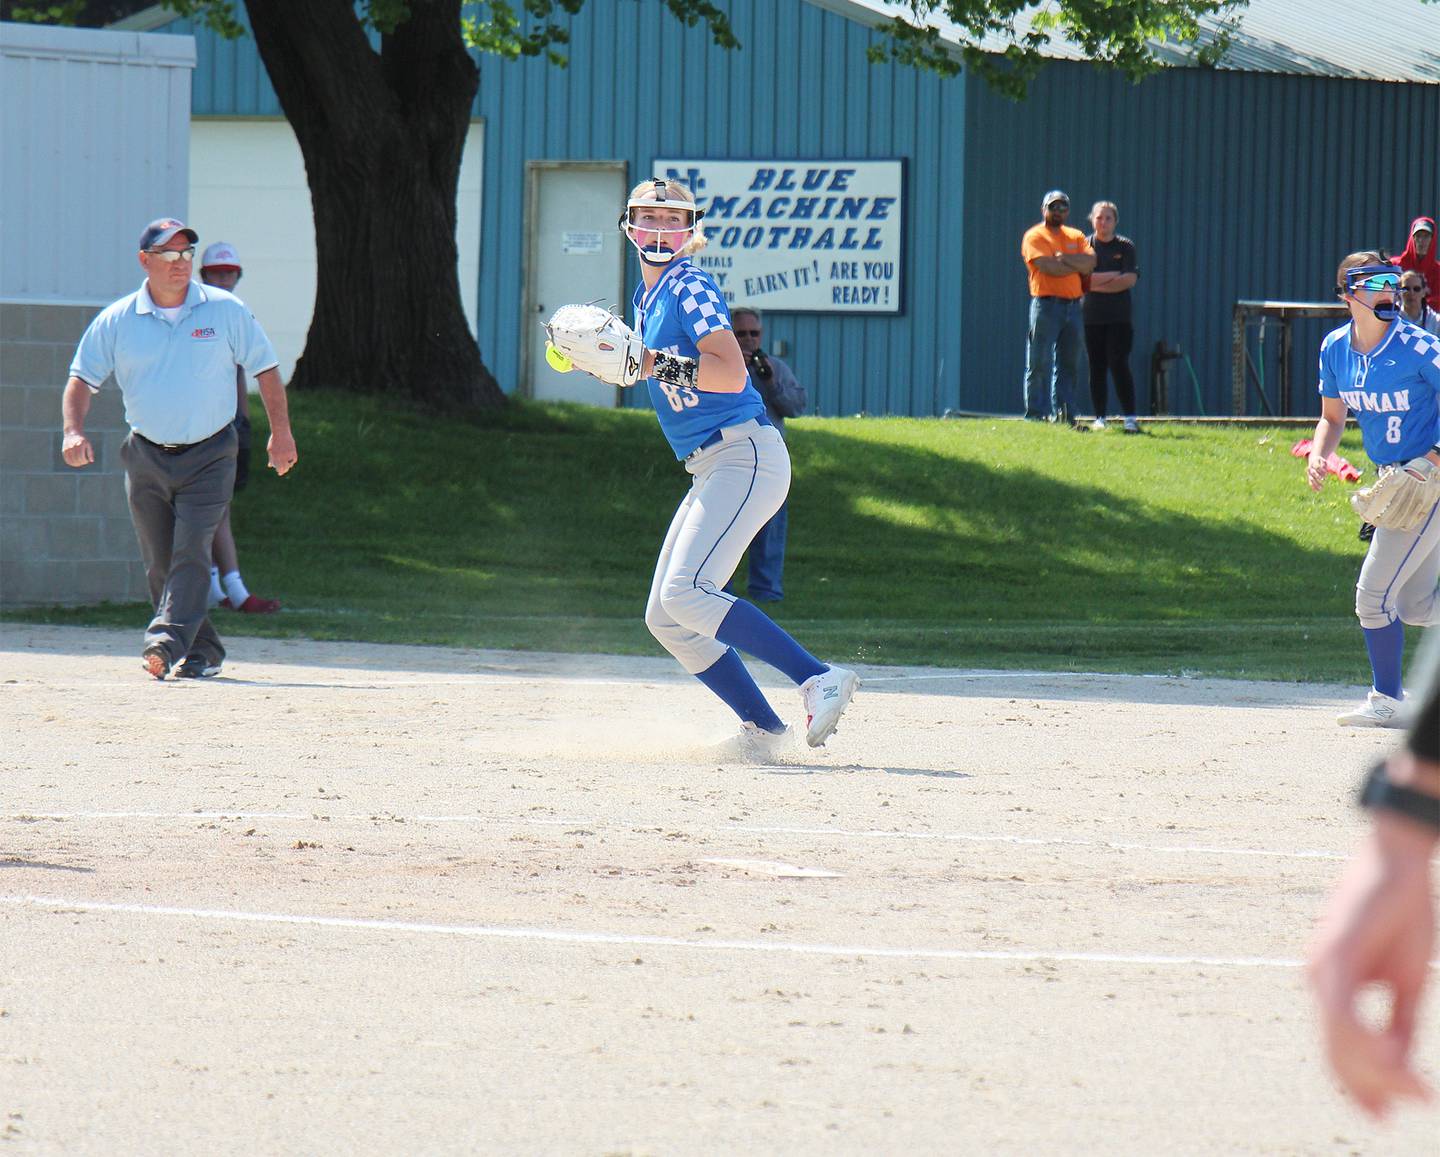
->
xmin=653 ymin=158 xmax=904 ymax=314
xmin=562 ymin=230 xmax=604 ymax=255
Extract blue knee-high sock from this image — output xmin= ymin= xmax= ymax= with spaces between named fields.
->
xmin=694 ymin=648 xmax=785 ymax=733
xmin=715 ymin=599 xmax=827 ymax=685
xmin=1363 ymin=619 xmax=1405 ymax=699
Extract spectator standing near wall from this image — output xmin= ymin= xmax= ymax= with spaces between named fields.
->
xmin=1397 ymin=269 xmax=1440 ymax=335
xmin=1020 ymin=190 xmax=1094 ymax=423
xmin=1082 ymin=201 xmax=1141 ymax=434
xmin=198 ymin=241 xmax=281 ymax=614
xmin=730 ymin=306 xmax=807 ymax=603
xmin=1391 ymin=217 xmax=1440 ymax=312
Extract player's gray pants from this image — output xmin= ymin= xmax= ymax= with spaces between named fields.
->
xmin=121 ymin=425 xmax=236 ymax=667
xmin=645 ymin=420 xmax=790 ymax=673
xmin=1355 ymin=501 xmax=1440 ymax=629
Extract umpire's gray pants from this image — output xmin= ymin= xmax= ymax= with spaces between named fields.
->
xmin=120 ymin=425 xmax=237 ymax=667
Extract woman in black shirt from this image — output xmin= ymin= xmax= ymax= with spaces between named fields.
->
xmin=1083 ymin=201 xmax=1140 ymax=433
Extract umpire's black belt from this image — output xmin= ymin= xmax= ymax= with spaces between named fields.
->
xmin=134 ymin=426 xmax=229 ymax=455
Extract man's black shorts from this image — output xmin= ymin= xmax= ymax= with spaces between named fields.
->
xmin=232 ymin=414 xmax=252 ymax=493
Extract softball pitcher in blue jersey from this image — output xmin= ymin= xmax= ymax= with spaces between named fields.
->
xmin=1307 ymin=251 xmax=1440 ymax=728
xmin=549 ymin=178 xmax=858 ymax=755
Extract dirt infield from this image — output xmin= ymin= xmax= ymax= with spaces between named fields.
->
xmin=1 ymin=624 xmax=1434 ymax=1155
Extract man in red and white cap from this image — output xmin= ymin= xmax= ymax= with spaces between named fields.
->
xmin=198 ymin=241 xmax=281 ymax=614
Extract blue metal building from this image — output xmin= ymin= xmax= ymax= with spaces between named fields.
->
xmin=143 ymin=0 xmax=1440 ymax=417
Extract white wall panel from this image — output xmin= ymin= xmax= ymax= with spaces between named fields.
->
xmin=189 ymin=118 xmax=485 ymax=385
xmin=0 ymin=23 xmax=194 ymax=304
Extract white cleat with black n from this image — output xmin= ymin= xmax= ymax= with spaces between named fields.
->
xmin=800 ymin=664 xmax=859 ymax=748
xmin=1336 ymin=690 xmax=1409 ymax=729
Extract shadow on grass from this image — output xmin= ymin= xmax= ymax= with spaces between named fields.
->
xmin=783 ymin=422 xmax=1354 ymax=622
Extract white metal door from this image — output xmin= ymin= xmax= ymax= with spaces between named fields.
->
xmin=525 ymin=163 xmax=627 ymax=404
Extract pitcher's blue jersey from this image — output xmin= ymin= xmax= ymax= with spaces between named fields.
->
xmin=1319 ymin=318 xmax=1440 ymax=465
xmin=632 ymin=259 xmax=765 ymax=459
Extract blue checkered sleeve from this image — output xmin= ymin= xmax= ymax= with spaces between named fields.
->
xmin=1402 ymin=325 xmax=1440 ymax=372
xmin=673 ymin=270 xmax=731 ymax=342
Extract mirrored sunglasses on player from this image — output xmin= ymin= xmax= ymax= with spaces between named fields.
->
xmin=146 ymin=247 xmax=197 ymax=263
xmin=1340 ymin=266 xmax=1401 ymax=294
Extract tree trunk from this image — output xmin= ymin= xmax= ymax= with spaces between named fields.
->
xmin=243 ymin=0 xmax=504 ymax=408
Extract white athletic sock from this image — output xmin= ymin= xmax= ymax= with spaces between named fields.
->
xmin=209 ymin=566 xmax=224 ymax=606
xmin=222 ymin=571 xmax=250 ymax=607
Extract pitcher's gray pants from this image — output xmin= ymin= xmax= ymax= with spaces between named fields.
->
xmin=121 ymin=425 xmax=237 ymax=667
xmin=645 ymin=421 xmax=790 ymax=673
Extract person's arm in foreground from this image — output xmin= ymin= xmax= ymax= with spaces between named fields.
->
xmin=1309 ymin=670 xmax=1440 ymax=1120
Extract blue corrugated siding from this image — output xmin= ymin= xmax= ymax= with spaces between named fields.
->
xmin=961 ymin=61 xmax=1440 ymax=416
xmin=156 ymin=1 xmax=1439 ymax=417
xmin=470 ymin=0 xmax=965 ymax=418
xmin=174 ymin=9 xmax=281 ymax=116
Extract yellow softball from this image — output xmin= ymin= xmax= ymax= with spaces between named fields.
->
xmin=545 ymin=343 xmax=573 ymax=372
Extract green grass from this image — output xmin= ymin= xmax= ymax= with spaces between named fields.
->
xmin=6 ymin=391 xmax=1411 ymax=683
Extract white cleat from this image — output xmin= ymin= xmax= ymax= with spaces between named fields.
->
xmin=710 ymin=722 xmax=795 ymax=763
xmin=800 ymin=664 xmax=859 ymax=748
xmin=1336 ymin=690 xmax=1409 ymax=729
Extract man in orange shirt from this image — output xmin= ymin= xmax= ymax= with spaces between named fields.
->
xmin=1021 ymin=190 xmax=1095 ymax=422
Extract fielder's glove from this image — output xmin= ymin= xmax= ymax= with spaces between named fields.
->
xmin=1350 ymin=456 xmax=1440 ymax=532
xmin=544 ymin=304 xmax=645 ymax=387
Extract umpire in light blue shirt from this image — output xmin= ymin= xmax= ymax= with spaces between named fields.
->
xmin=61 ymin=217 xmax=298 ymax=681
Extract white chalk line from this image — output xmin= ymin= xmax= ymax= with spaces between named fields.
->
xmin=706 ymin=822 xmax=1348 ymax=862
xmin=0 ymin=669 xmax=1352 ymax=716
xmin=0 ymin=893 xmax=1304 ymax=969
xmin=0 ymin=666 xmax=1221 ymax=691
xmin=0 ymin=810 xmax=1348 ymax=862
xmin=858 ymin=671 xmax=1174 ymax=684
xmin=0 ymin=676 xmax=662 ymax=691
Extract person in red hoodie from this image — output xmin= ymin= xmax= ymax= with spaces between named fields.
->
xmin=1391 ymin=217 xmax=1440 ymax=311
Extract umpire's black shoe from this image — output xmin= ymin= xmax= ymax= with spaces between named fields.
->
xmin=142 ymin=645 xmax=170 ymax=680
xmin=175 ymin=654 xmax=223 ymax=679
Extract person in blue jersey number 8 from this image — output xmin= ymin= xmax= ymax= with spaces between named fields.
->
xmin=1307 ymin=251 xmax=1440 ymax=728
xmin=544 ymin=178 xmax=859 ymax=755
